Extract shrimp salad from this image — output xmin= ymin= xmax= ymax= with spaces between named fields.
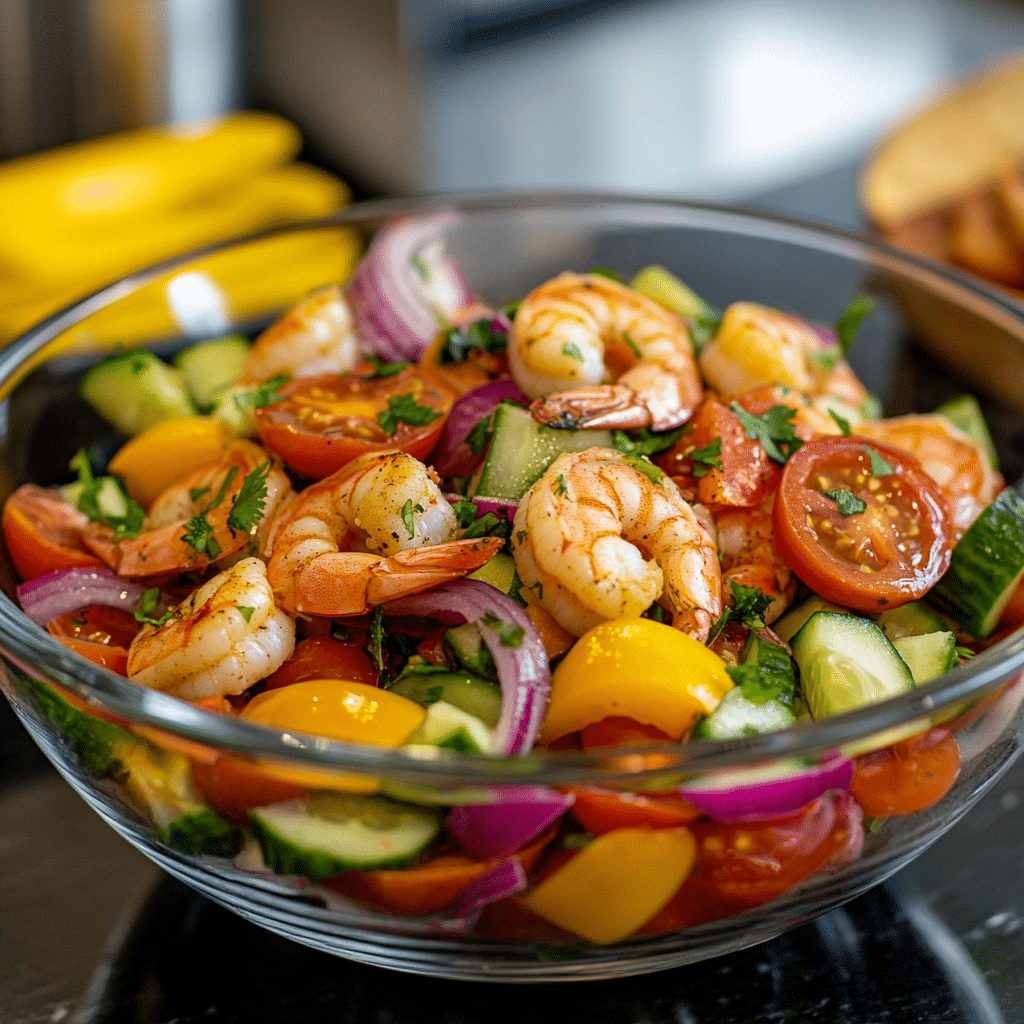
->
xmin=7 ymin=213 xmax=1024 ymax=948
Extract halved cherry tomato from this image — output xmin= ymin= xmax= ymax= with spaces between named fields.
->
xmin=191 ymin=754 xmax=307 ymax=826
xmin=261 ymin=635 xmax=378 ymax=691
xmin=849 ymin=727 xmax=960 ymax=817
xmin=2 ymin=483 xmax=103 ymax=580
xmin=46 ymin=605 xmax=139 ymax=674
xmin=567 ymin=785 xmax=702 ymax=834
xmin=579 ymin=716 xmax=671 ymax=748
xmin=772 ymin=436 xmax=952 ymax=612
xmin=254 ymin=366 xmax=454 ymax=479
xmin=642 ymin=791 xmax=863 ymax=930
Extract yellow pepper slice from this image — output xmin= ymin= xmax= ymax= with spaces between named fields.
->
xmin=521 ymin=826 xmax=697 ymax=944
xmin=241 ymin=680 xmax=428 ymax=795
xmin=108 ymin=416 xmax=235 ymax=508
xmin=538 ymin=618 xmax=732 ymax=745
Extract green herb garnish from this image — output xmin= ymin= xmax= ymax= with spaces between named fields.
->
xmin=439 ymin=318 xmax=508 ymax=364
xmin=863 ymin=445 xmax=894 ymax=477
xmin=812 ymin=294 xmax=875 ymax=370
xmin=68 ymin=449 xmax=145 ymax=540
xmin=181 ymin=465 xmax=238 ymax=556
xmin=133 ymin=587 xmax=172 ymax=628
xmin=227 ymin=462 xmax=272 ymax=534
xmin=824 ymin=488 xmax=866 ymax=515
xmin=377 ymin=393 xmax=441 ymax=434
xmin=562 ymin=341 xmax=584 ymax=362
xmin=730 ymin=403 xmax=803 ymax=463
xmin=690 ymin=437 xmax=723 ymax=478
xmin=828 ymin=409 xmax=852 ymax=436
xmin=363 ymin=355 xmax=409 ymax=379
xmin=622 ymin=454 xmax=663 ymax=485
xmin=481 ymin=610 xmax=524 ymax=648
xmin=611 ymin=426 xmax=683 ymax=458
xmin=466 ymin=416 xmax=493 ymax=455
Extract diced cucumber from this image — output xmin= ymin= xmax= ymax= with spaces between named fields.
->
xmin=936 ymin=394 xmax=999 ymax=471
xmin=174 ymin=334 xmax=251 ymax=410
xmin=80 ymin=350 xmax=196 ymax=435
xmin=406 ymin=700 xmax=495 ymax=754
xmin=892 ymin=632 xmax=958 ymax=685
xmin=876 ymin=601 xmax=948 ymax=640
xmin=773 ymin=594 xmax=851 ymax=644
xmin=442 ymin=623 xmax=498 ymax=680
xmin=59 ymin=475 xmax=130 ymax=520
xmin=693 ymin=686 xmax=797 ymax=739
xmin=927 ymin=488 xmax=1024 ymax=638
xmin=629 ymin=265 xmax=715 ymax=322
xmin=468 ymin=550 xmax=517 ymax=594
xmin=790 ymin=611 xmax=914 ymax=719
xmin=386 ymin=669 xmax=502 ymax=728
xmin=248 ymin=794 xmax=441 ymax=880
xmin=469 ymin=401 xmax=613 ymax=500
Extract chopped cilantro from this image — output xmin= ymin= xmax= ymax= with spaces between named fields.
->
xmin=462 ymin=512 xmax=512 ymax=541
xmin=363 ymin=355 xmax=409 ymax=379
xmin=647 ymin=602 xmax=667 ymax=623
xmin=515 ymin=529 xmax=527 ymax=545
xmin=508 ymin=568 xmax=529 ymax=608
xmin=236 ymin=606 xmax=255 ymax=623
xmin=622 ymin=454 xmax=663 ymax=485
xmin=730 ymin=403 xmax=802 ymax=464
xmin=623 ymin=332 xmax=642 ymax=359
xmin=824 ymin=488 xmax=866 ymax=516
xmin=247 ymin=374 xmax=290 ymax=409
xmin=812 ymin=294 xmax=875 ymax=370
xmin=367 ymin=606 xmax=386 ymax=673
xmin=727 ymin=580 xmax=773 ymax=630
xmin=863 ymin=446 xmax=894 ymax=477
xmin=689 ymin=313 xmax=722 ymax=353
xmin=401 ymin=499 xmax=424 ymax=539
xmin=451 ymin=499 xmax=479 ymax=529
xmin=589 ymin=267 xmax=624 ymax=282
xmin=689 ymin=437 xmax=723 ymax=478
xmin=828 ymin=409 xmax=852 ymax=436
xmin=481 ymin=611 xmax=524 ymax=647
xmin=133 ymin=587 xmax=172 ymax=628
xmin=189 ymin=485 xmax=211 ymax=502
xmin=227 ymin=462 xmax=272 ymax=534
xmin=377 ymin=393 xmax=441 ymax=434
xmin=554 ymin=474 xmax=568 ymax=496
xmin=502 ymin=299 xmax=521 ymax=320
xmin=68 ymin=449 xmax=145 ymax=540
xmin=439 ymin=318 xmax=508 ymax=364
xmin=562 ymin=341 xmax=584 ymax=362
xmin=420 ymin=685 xmax=446 ymax=705
xmin=330 ymin=622 xmax=352 ymax=642
xmin=465 ymin=416 xmax=493 ymax=455
xmin=181 ymin=465 xmax=238 ymax=555
xmin=611 ymin=425 xmax=683 ymax=458
xmin=861 ymin=394 xmax=883 ymax=420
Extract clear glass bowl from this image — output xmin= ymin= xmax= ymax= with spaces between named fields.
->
xmin=2 ymin=193 xmax=1024 ymax=983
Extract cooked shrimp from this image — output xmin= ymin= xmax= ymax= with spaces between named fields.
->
xmin=712 ymin=503 xmax=797 ymax=625
xmin=265 ymin=449 xmax=502 ymax=616
xmin=127 ymin=557 xmax=295 ymax=700
xmin=508 ymin=272 xmax=703 ymax=431
xmin=237 ymin=284 xmax=361 ymax=384
xmin=85 ymin=440 xmax=292 ymax=578
xmin=511 ymin=447 xmax=723 ymax=641
xmin=700 ymin=302 xmax=869 ymax=410
xmin=857 ymin=413 xmax=1003 ymax=536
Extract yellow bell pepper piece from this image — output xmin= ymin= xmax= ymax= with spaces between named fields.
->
xmin=538 ymin=618 xmax=732 ymax=744
xmin=0 ymin=111 xmax=300 ymax=240
xmin=241 ymin=680 xmax=428 ymax=795
xmin=107 ymin=416 xmax=235 ymax=509
xmin=521 ymin=826 xmax=697 ymax=944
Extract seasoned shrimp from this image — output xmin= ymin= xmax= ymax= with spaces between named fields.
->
xmin=508 ymin=272 xmax=703 ymax=431
xmin=699 ymin=302 xmax=869 ymax=410
xmin=265 ymin=449 xmax=503 ymax=616
xmin=127 ymin=557 xmax=295 ymax=700
xmin=857 ymin=413 xmax=1003 ymax=536
xmin=511 ymin=447 xmax=723 ymax=641
xmin=237 ymin=284 xmax=361 ymax=384
xmin=85 ymin=440 xmax=292 ymax=578
xmin=712 ymin=503 xmax=798 ymax=625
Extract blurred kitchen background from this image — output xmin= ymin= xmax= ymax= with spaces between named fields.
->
xmin=3 ymin=0 xmax=1024 ymax=209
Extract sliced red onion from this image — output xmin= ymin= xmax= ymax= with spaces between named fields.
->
xmin=446 ymin=786 xmax=573 ymax=860
xmin=678 ymin=752 xmax=853 ymax=822
xmin=383 ymin=579 xmax=549 ymax=755
xmin=16 ymin=566 xmax=168 ymax=627
xmin=433 ymin=379 xmax=527 ymax=478
xmin=347 ymin=212 xmax=479 ymax=363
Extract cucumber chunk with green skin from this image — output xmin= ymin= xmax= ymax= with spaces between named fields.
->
xmin=773 ymin=594 xmax=851 ymax=644
xmin=469 ymin=401 xmax=614 ymax=500
xmin=406 ymin=700 xmax=495 ymax=754
xmin=80 ymin=350 xmax=196 ymax=435
xmin=876 ymin=601 xmax=949 ymax=640
xmin=468 ymin=550 xmax=517 ymax=595
xmin=927 ymin=487 xmax=1024 ymax=638
xmin=892 ymin=632 xmax=958 ymax=685
xmin=443 ymin=623 xmax=498 ymax=680
xmin=693 ymin=686 xmax=797 ymax=739
xmin=791 ymin=611 xmax=914 ymax=719
xmin=629 ymin=265 xmax=715 ymax=321
xmin=249 ymin=794 xmax=441 ymax=880
xmin=387 ymin=669 xmax=502 ymax=728
xmin=174 ymin=334 xmax=250 ymax=410
xmin=936 ymin=394 xmax=999 ymax=471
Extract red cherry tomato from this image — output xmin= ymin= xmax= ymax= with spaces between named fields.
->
xmin=191 ymin=754 xmax=307 ymax=826
xmin=642 ymin=791 xmax=864 ymax=931
xmin=772 ymin=436 xmax=952 ymax=612
xmin=2 ymin=484 xmax=103 ymax=580
xmin=567 ymin=786 xmax=702 ymax=834
xmin=849 ymin=727 xmax=961 ymax=817
xmin=261 ymin=635 xmax=378 ymax=691
xmin=46 ymin=605 xmax=140 ymax=674
xmin=254 ymin=367 xmax=454 ymax=479
xmin=579 ymin=716 xmax=671 ymax=749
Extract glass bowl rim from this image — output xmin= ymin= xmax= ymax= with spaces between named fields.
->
xmin=2 ymin=188 xmax=1024 ymax=786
